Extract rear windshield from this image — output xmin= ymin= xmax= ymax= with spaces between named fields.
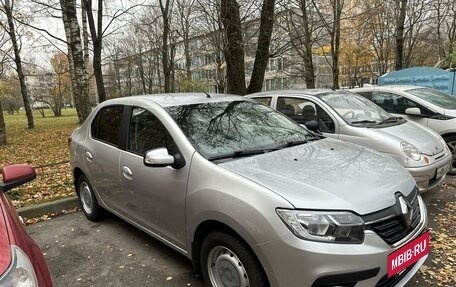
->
xmin=407 ymin=88 xmax=456 ymax=109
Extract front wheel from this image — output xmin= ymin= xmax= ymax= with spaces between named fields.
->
xmin=76 ymin=175 xmax=103 ymax=221
xmin=200 ymin=231 xmax=269 ymax=287
xmin=444 ymin=135 xmax=456 ymax=175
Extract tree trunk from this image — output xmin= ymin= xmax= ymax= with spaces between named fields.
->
xmin=300 ymin=0 xmax=316 ymax=88
xmin=159 ymin=0 xmax=172 ymax=93
xmin=331 ymin=0 xmax=342 ymax=89
xmin=0 ymin=101 xmax=6 ymax=146
xmin=84 ymin=0 xmax=107 ymax=102
xmin=247 ymin=0 xmax=275 ymax=94
xmin=81 ymin=0 xmax=90 ymax=70
xmin=60 ymin=0 xmax=91 ymax=124
xmin=221 ymin=0 xmax=246 ymax=95
xmin=395 ymin=0 xmax=407 ymax=71
xmin=4 ymin=0 xmax=34 ymax=129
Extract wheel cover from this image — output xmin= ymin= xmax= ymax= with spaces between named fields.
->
xmin=448 ymin=140 xmax=456 ymax=173
xmin=207 ymin=246 xmax=250 ymax=287
xmin=79 ymin=182 xmax=93 ymax=215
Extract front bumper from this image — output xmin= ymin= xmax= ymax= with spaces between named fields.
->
xmin=407 ymin=153 xmax=452 ymax=192
xmin=253 ymin=198 xmax=428 ymax=287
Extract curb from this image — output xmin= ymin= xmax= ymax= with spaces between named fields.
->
xmin=17 ymin=196 xmax=79 ymax=219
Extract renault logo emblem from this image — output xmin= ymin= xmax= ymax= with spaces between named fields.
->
xmin=399 ymin=196 xmax=413 ymax=228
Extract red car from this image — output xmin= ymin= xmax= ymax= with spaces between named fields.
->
xmin=0 ymin=165 xmax=52 ymax=286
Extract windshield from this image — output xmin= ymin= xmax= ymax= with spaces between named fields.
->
xmin=407 ymin=88 xmax=456 ymax=109
xmin=165 ymin=100 xmax=312 ymax=159
xmin=320 ymin=92 xmax=395 ymax=125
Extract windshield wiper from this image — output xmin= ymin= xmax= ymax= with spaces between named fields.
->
xmin=377 ymin=116 xmax=403 ymax=125
xmin=276 ymin=139 xmax=310 ymax=149
xmin=350 ymin=120 xmax=377 ymax=124
xmin=208 ymin=149 xmax=268 ymax=161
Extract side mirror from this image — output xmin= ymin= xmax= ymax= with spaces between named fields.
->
xmin=405 ymin=107 xmax=421 ymax=116
xmin=304 ymin=120 xmax=319 ymax=132
xmin=144 ymin=147 xmax=185 ymax=169
xmin=0 ymin=165 xmax=36 ymax=193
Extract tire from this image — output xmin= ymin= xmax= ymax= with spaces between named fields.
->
xmin=200 ymin=231 xmax=269 ymax=287
xmin=76 ymin=175 xmax=103 ymax=221
xmin=444 ymin=135 xmax=456 ymax=175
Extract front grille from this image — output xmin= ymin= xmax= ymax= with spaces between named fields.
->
xmin=366 ymin=190 xmax=421 ymax=245
xmin=375 ymin=263 xmax=415 ymax=287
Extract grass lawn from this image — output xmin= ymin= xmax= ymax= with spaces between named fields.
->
xmin=1 ymin=109 xmax=80 ymax=208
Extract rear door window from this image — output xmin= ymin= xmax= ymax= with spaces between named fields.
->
xmin=91 ymin=105 xmax=124 ymax=147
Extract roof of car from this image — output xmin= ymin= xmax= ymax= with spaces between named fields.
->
xmin=248 ymin=89 xmax=345 ymax=98
xmin=102 ymin=93 xmax=251 ymax=107
xmin=351 ymin=85 xmax=426 ymax=92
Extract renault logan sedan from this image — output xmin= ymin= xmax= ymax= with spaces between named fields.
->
xmin=352 ymin=85 xmax=456 ymax=175
xmin=69 ymin=93 xmax=429 ymax=287
xmin=0 ymin=164 xmax=53 ymax=287
xmin=248 ymin=90 xmax=451 ymax=192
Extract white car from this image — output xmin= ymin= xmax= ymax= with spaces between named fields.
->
xmin=352 ymin=85 xmax=456 ymax=174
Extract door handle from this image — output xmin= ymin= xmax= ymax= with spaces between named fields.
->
xmin=122 ymin=166 xmax=133 ymax=180
xmin=85 ymin=151 xmax=93 ymax=162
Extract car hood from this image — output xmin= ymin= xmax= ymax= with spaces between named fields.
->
xmin=375 ymin=121 xmax=444 ymax=156
xmin=0 ymin=195 xmax=12 ymax=276
xmin=219 ymin=139 xmax=415 ymax=215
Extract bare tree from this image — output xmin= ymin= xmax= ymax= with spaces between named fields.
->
xmin=395 ymin=0 xmax=407 ymax=70
xmin=311 ymin=0 xmax=344 ymax=89
xmin=60 ymin=0 xmax=91 ymax=123
xmin=0 ymin=29 xmax=11 ymax=146
xmin=220 ymin=0 xmax=245 ymax=94
xmin=0 ymin=0 xmax=34 ymax=129
xmin=221 ymin=0 xmax=276 ymax=95
xmin=195 ymin=0 xmax=226 ymax=92
xmin=281 ymin=0 xmax=321 ymax=88
xmin=175 ymin=0 xmax=197 ymax=79
xmin=158 ymin=0 xmax=174 ymax=92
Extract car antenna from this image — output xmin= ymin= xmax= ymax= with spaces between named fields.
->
xmin=205 ymin=93 xmax=211 ymax=98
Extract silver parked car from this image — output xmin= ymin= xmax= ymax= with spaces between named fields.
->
xmin=248 ymin=90 xmax=452 ymax=192
xmin=69 ymin=93 xmax=429 ymax=287
xmin=352 ymin=85 xmax=456 ymax=174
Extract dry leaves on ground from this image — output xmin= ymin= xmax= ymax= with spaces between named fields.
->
xmin=419 ymin=186 xmax=456 ymax=286
xmin=0 ymin=109 xmax=79 ymax=207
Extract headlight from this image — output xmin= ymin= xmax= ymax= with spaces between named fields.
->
xmin=0 ymin=245 xmax=38 ymax=287
xmin=276 ymin=209 xmax=365 ymax=243
xmin=400 ymin=142 xmax=421 ymax=161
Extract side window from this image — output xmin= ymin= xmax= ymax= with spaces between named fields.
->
xmin=127 ymin=107 xmax=176 ymax=156
xmin=277 ymin=97 xmax=313 ymax=123
xmin=253 ymin=97 xmax=272 ymax=106
xmin=370 ymin=92 xmax=404 ymax=113
xmin=316 ymin=106 xmax=335 ymax=133
xmin=276 ymin=97 xmax=335 ymax=133
xmin=370 ymin=92 xmax=436 ymax=115
xmin=91 ymin=105 xmax=124 ymax=147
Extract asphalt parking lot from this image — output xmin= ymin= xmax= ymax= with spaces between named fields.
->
xmin=26 ymin=176 xmax=456 ymax=287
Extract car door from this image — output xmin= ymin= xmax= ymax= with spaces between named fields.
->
xmin=118 ymin=106 xmax=189 ymax=249
xmin=84 ymin=105 xmax=123 ymax=211
xmin=361 ymin=91 xmax=430 ymax=126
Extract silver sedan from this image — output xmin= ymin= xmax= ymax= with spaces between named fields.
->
xmin=69 ymin=93 xmax=428 ymax=287
xmin=248 ymin=90 xmax=452 ymax=192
